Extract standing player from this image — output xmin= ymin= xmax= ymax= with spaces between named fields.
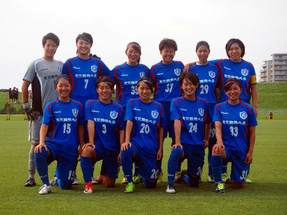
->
xmin=211 ymin=78 xmax=257 ymax=193
xmin=110 ymin=42 xmax=150 ymax=184
xmin=34 ymin=75 xmax=85 ymax=194
xmin=62 ymin=32 xmax=111 ymax=184
xmin=188 ymin=41 xmax=221 ymax=183
xmin=166 ymin=72 xmax=211 ymax=194
xmin=80 ymin=76 xmax=125 ymax=194
xmin=22 ymin=33 xmax=63 ymax=187
xmin=150 ymin=38 xmax=184 ymax=183
xmin=121 ymin=77 xmax=166 ymax=193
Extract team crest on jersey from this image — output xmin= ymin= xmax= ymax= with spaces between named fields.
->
xmin=209 ymin=71 xmax=216 ymax=78
xmin=198 ymin=108 xmax=204 ymax=117
xmin=241 ymin=68 xmax=249 ymax=76
xmin=151 ymin=110 xmax=159 ymax=119
xmin=72 ymin=108 xmax=79 ymax=117
xmin=91 ymin=65 xmax=98 ymax=73
xmin=239 ymin=111 xmax=248 ymax=120
xmin=174 ymin=68 xmax=181 ymax=76
xmin=139 ymin=72 xmax=145 ymax=78
xmin=58 ymin=66 xmax=62 ymax=73
xmin=110 ymin=111 xmax=118 ymax=119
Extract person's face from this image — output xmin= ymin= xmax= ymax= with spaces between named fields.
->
xmin=181 ymin=78 xmax=198 ymax=97
xmin=56 ymin=79 xmax=72 ymax=99
xmin=126 ymin=47 xmax=140 ymax=65
xmin=160 ymin=47 xmax=175 ymax=64
xmin=137 ymin=82 xmax=152 ymax=102
xmin=77 ymin=39 xmax=92 ymax=56
xmin=196 ymin=46 xmax=210 ymax=63
xmin=228 ymin=43 xmax=242 ymax=62
xmin=225 ymin=83 xmax=242 ymax=101
xmin=96 ymin=83 xmax=113 ymax=101
xmin=43 ymin=39 xmax=58 ymax=60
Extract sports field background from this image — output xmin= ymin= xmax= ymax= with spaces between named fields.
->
xmin=0 ymin=82 xmax=287 ymax=214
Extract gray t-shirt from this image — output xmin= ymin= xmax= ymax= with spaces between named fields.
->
xmin=23 ymin=58 xmax=63 ymax=114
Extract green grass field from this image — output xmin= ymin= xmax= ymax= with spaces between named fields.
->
xmin=0 ymin=115 xmax=286 ymax=214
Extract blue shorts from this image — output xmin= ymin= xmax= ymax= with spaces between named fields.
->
xmin=46 ymin=142 xmax=77 ymax=183
xmin=182 ymin=143 xmax=205 ymax=178
xmin=132 ymin=144 xmax=159 ymax=182
xmin=94 ymin=148 xmax=120 ymax=179
xmin=208 ymin=103 xmax=216 ymax=141
xmin=225 ymin=147 xmax=250 ymax=183
xmin=161 ymin=102 xmax=174 ymax=138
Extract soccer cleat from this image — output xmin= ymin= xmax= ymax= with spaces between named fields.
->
xmin=39 ymin=184 xmax=51 ymax=195
xmin=92 ymin=175 xmax=103 ymax=185
xmin=83 ymin=182 xmax=93 ymax=194
xmin=166 ymin=184 xmax=176 ymax=194
xmin=133 ymin=175 xmax=143 ymax=184
xmin=221 ymin=173 xmax=230 ymax=183
xmin=121 ymin=177 xmax=128 ymax=184
xmin=174 ymin=172 xmax=181 ymax=183
xmin=50 ymin=177 xmax=58 ymax=186
xmin=24 ymin=178 xmax=36 ymax=187
xmin=157 ymin=172 xmax=163 ymax=183
xmin=245 ymin=178 xmax=252 ymax=184
xmin=216 ymin=182 xmax=225 ymax=193
xmin=124 ymin=182 xmax=135 ymax=193
xmin=72 ymin=177 xmax=79 ymax=185
xmin=207 ymin=175 xmax=215 ymax=183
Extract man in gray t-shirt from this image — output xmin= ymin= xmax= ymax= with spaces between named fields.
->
xmin=22 ymin=33 xmax=63 ymax=187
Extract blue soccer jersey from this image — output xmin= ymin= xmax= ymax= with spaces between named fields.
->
xmin=150 ymin=61 xmax=184 ymax=102
xmin=188 ymin=63 xmax=220 ymax=104
xmin=85 ymin=99 xmax=125 ymax=153
xmin=111 ymin=63 xmax=149 ymax=107
xmin=209 ymin=59 xmax=257 ymax=103
xmin=213 ymin=100 xmax=258 ymax=157
xmin=170 ymin=96 xmax=211 ymax=145
xmin=125 ymin=98 xmax=166 ymax=157
xmin=42 ymin=98 xmax=85 ymax=159
xmin=63 ymin=56 xmax=110 ymax=102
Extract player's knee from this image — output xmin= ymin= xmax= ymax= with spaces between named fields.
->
xmin=103 ymin=176 xmax=116 ymax=188
xmin=121 ymin=146 xmax=133 ymax=158
xmin=232 ymin=180 xmax=245 ymax=189
xmin=143 ymin=178 xmax=157 ymax=188
xmin=34 ymin=148 xmax=49 ymax=159
xmin=188 ymin=175 xmax=200 ymax=187
xmin=81 ymin=146 xmax=94 ymax=157
xmin=57 ymin=179 xmax=72 ymax=190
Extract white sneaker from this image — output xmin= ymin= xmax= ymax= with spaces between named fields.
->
xmin=72 ymin=177 xmax=79 ymax=185
xmin=50 ymin=177 xmax=58 ymax=186
xmin=166 ymin=184 xmax=176 ymax=194
xmin=39 ymin=184 xmax=51 ymax=195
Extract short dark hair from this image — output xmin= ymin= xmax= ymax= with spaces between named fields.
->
xmin=42 ymin=33 xmax=60 ymax=47
xmin=76 ymin=32 xmax=93 ymax=45
xmin=196 ymin=41 xmax=210 ymax=51
xmin=179 ymin=72 xmax=200 ymax=90
xmin=224 ymin=78 xmax=242 ymax=92
xmin=55 ymin=74 xmax=72 ymax=86
xmin=136 ymin=77 xmax=154 ymax=93
xmin=96 ymin=76 xmax=115 ymax=91
xmin=159 ymin=38 xmax=178 ymax=51
xmin=225 ymin=38 xmax=245 ymax=58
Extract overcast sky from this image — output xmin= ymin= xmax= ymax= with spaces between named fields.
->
xmin=0 ymin=0 xmax=286 ymax=90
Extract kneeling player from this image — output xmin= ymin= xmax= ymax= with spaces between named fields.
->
xmin=81 ymin=76 xmax=125 ymax=194
xmin=121 ymin=77 xmax=166 ymax=193
xmin=166 ymin=72 xmax=211 ymax=194
xmin=211 ymin=78 xmax=257 ymax=193
xmin=34 ymin=75 xmax=85 ymax=195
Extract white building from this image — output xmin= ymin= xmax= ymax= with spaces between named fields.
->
xmin=260 ymin=53 xmax=287 ymax=82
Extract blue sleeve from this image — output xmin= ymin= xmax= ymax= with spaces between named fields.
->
xmin=62 ymin=61 xmax=69 ymax=75
xmin=249 ymin=106 xmax=258 ymax=127
xmin=213 ymin=104 xmax=221 ymax=122
xmin=100 ymin=61 xmax=111 ymax=77
xmin=170 ymin=99 xmax=180 ymax=121
xmin=78 ymin=104 xmax=85 ymax=125
xmin=124 ymin=99 xmax=134 ymax=121
xmin=208 ymin=59 xmax=221 ymax=66
xmin=42 ymin=103 xmax=52 ymax=125
xmin=84 ymin=101 xmax=93 ymax=121
xmin=119 ymin=107 xmax=126 ymax=130
xmin=110 ymin=67 xmax=116 ymax=82
xmin=206 ymin=103 xmax=212 ymax=123
xmin=160 ymin=105 xmax=167 ymax=128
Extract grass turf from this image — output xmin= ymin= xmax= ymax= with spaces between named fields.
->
xmin=0 ymin=115 xmax=286 ymax=214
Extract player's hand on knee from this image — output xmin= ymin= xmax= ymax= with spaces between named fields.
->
xmin=212 ymin=143 xmax=225 ymax=155
xmin=171 ymin=142 xmax=183 ymax=150
xmin=34 ymin=143 xmax=48 ymax=153
xmin=121 ymin=142 xmax=131 ymax=151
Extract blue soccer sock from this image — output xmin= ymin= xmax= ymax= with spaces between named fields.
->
xmin=211 ymin=155 xmax=223 ymax=183
xmin=222 ymin=159 xmax=228 ymax=174
xmin=81 ymin=156 xmax=93 ymax=182
xmin=208 ymin=151 xmax=213 ymax=176
xmin=121 ymin=147 xmax=134 ymax=183
xmin=34 ymin=148 xmax=50 ymax=185
xmin=167 ymin=147 xmax=183 ymax=185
